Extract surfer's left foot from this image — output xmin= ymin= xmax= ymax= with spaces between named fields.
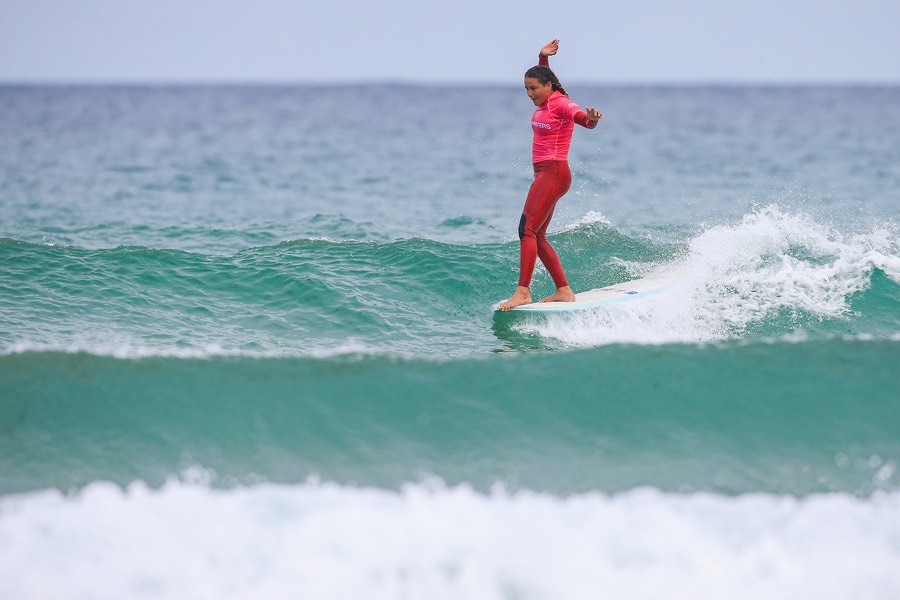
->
xmin=499 ymin=286 xmax=532 ymax=311
xmin=540 ymin=286 xmax=576 ymax=303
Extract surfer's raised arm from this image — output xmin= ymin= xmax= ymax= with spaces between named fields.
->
xmin=535 ymin=40 xmax=601 ymax=127
xmin=539 ymin=39 xmax=560 ymax=65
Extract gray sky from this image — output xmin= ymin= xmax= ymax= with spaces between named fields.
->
xmin=2 ymin=0 xmax=899 ymax=83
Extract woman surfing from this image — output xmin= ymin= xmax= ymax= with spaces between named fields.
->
xmin=498 ymin=39 xmax=603 ymax=311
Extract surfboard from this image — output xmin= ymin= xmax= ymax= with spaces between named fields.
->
xmin=495 ymin=271 xmax=672 ymax=313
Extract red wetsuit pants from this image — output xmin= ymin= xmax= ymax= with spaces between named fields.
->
xmin=517 ymin=160 xmax=571 ymax=288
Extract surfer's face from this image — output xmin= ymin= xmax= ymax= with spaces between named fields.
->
xmin=525 ymin=77 xmax=553 ymax=106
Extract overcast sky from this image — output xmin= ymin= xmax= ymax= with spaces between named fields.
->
xmin=2 ymin=0 xmax=899 ymax=83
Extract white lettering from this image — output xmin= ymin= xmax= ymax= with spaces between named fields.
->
xmin=532 ymin=121 xmax=552 ymax=129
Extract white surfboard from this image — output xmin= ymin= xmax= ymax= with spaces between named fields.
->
xmin=496 ymin=270 xmax=674 ymax=313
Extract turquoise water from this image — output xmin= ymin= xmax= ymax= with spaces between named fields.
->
xmin=1 ymin=84 xmax=899 ymax=598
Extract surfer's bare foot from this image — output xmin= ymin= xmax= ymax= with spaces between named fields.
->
xmin=540 ymin=285 xmax=576 ymax=303
xmin=499 ymin=286 xmax=532 ymax=311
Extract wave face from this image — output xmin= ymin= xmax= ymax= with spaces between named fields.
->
xmin=2 ymin=205 xmax=898 ymax=359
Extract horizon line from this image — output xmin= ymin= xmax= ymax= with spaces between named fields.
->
xmin=2 ymin=78 xmax=899 ymax=87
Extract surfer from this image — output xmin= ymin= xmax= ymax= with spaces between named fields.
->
xmin=499 ymin=39 xmax=603 ymax=311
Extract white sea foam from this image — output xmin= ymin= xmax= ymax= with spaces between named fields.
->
xmin=522 ymin=205 xmax=899 ymax=347
xmin=0 ymin=479 xmax=897 ymax=600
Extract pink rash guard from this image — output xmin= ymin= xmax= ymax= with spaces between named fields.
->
xmin=530 ymin=54 xmax=597 ymax=163
xmin=531 ymin=92 xmax=588 ymax=162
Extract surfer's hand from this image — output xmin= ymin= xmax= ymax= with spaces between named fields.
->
xmin=585 ymin=107 xmax=603 ymax=122
xmin=540 ymin=39 xmax=560 ymax=57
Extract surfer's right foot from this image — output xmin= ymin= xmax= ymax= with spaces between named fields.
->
xmin=499 ymin=286 xmax=532 ymax=312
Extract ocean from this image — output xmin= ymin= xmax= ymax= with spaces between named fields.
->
xmin=1 ymin=83 xmax=898 ymax=599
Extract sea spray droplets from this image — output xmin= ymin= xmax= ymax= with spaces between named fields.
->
xmin=519 ymin=205 xmax=900 ymax=347
xmin=687 ymin=205 xmax=898 ymax=333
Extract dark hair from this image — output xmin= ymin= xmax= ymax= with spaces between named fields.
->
xmin=524 ymin=65 xmax=568 ymax=97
